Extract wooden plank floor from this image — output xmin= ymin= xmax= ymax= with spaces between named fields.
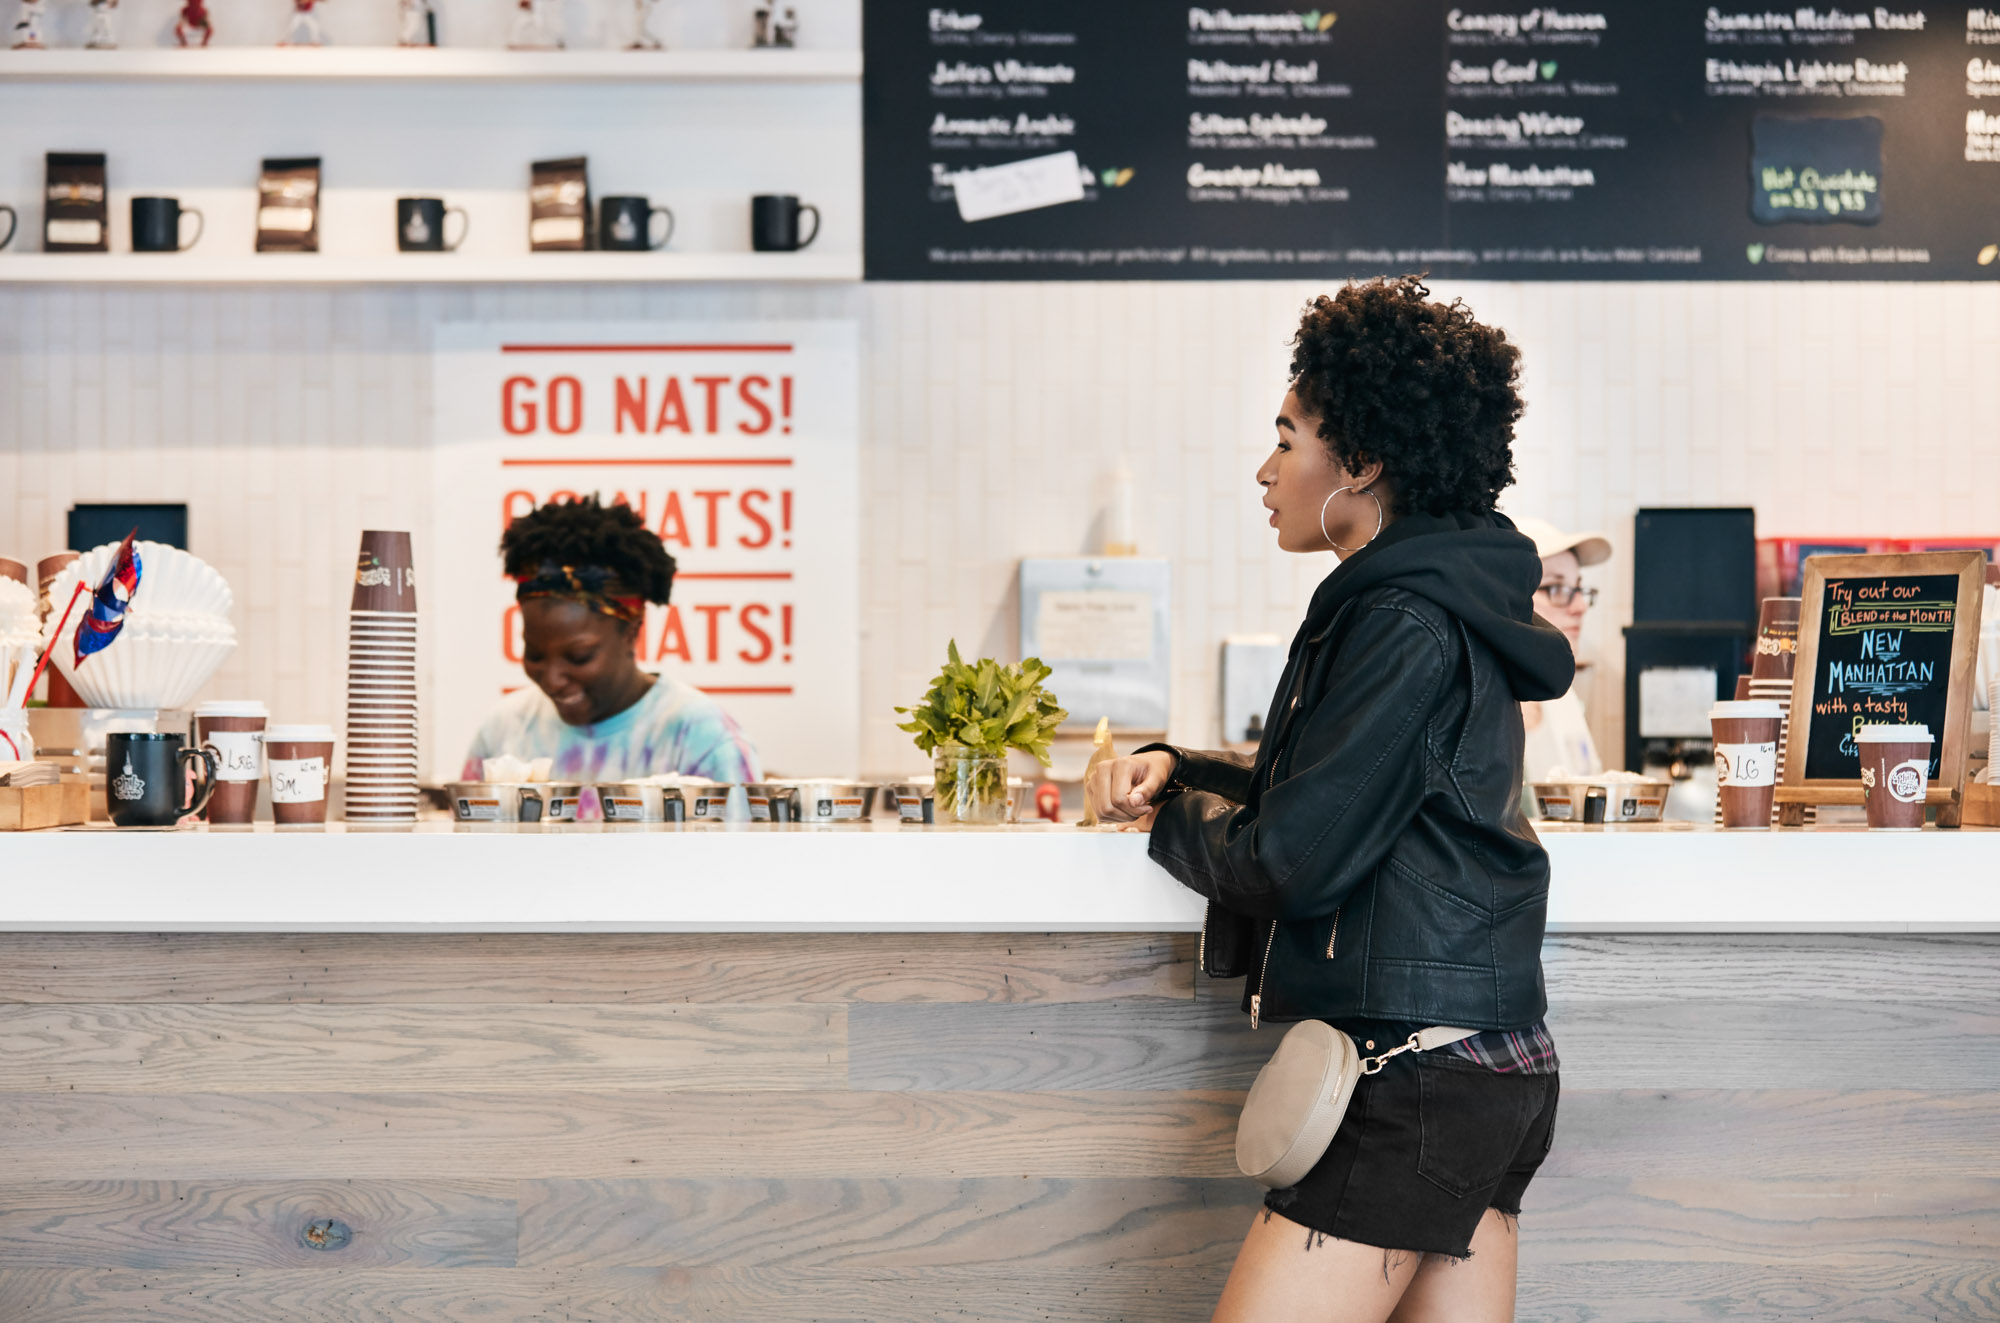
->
xmin=1 ymin=931 xmax=1996 ymax=1321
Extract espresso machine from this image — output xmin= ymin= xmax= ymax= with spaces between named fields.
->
xmin=1621 ymin=507 xmax=1757 ymax=822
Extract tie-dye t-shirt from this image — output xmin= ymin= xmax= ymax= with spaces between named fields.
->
xmin=461 ymin=676 xmax=761 ymax=784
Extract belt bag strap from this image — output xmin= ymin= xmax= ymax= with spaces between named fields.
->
xmin=1361 ymin=1025 xmax=1477 ymax=1075
xmin=1236 ymin=1023 xmax=1477 ymax=1190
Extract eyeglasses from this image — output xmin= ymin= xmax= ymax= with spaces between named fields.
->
xmin=1538 ymin=583 xmax=1598 ymax=608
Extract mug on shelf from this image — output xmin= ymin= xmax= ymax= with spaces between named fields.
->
xmin=751 ymin=194 xmax=820 ymax=252
xmin=130 ymin=197 xmax=203 ymax=253
xmin=0 ymin=204 xmax=16 ymax=251
xmin=598 ymin=196 xmax=674 ymax=251
xmin=397 ymin=197 xmax=468 ymax=252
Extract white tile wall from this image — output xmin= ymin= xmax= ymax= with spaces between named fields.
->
xmin=3 ymin=280 xmax=1996 ymax=774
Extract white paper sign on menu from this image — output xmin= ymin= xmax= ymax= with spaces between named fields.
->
xmin=953 ymin=151 xmax=1085 ymax=222
xmin=430 ymin=323 xmax=860 ymax=782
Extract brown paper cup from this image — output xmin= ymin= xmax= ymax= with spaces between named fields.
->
xmin=264 ymin=724 xmax=336 ymax=825
xmin=194 ymin=701 xmax=269 ymax=825
xmin=35 ymin=552 xmax=78 ymax=596
xmin=1711 ymin=700 xmax=1782 ymax=828
xmin=1750 ymin=597 xmax=1802 ymax=681
xmin=0 ymin=558 xmax=25 ymax=585
xmin=1857 ymin=724 xmax=1932 ymax=831
xmin=351 ymin=530 xmax=417 ymax=612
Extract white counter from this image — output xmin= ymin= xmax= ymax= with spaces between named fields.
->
xmin=2 ymin=820 xmax=1996 ymax=933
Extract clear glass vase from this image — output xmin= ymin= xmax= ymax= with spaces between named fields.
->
xmin=932 ymin=743 xmax=1009 ymax=824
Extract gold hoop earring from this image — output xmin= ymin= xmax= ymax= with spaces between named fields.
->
xmin=1319 ymin=486 xmax=1385 ymax=553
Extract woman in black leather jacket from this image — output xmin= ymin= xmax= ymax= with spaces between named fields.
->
xmin=1089 ymin=277 xmax=1574 ymax=1323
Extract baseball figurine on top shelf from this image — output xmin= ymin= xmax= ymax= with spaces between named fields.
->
xmin=508 ymin=0 xmax=562 ymax=48
xmin=85 ymin=0 xmax=118 ymax=48
xmin=398 ymin=0 xmax=435 ymax=45
xmin=11 ymin=0 xmax=46 ymax=49
xmin=279 ymin=0 xmax=326 ymax=44
xmin=626 ymin=0 xmax=662 ymax=49
xmin=175 ymin=0 xmax=212 ymax=45
xmin=750 ymin=0 xmax=795 ymax=47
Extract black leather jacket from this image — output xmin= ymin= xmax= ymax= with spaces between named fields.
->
xmin=1144 ymin=512 xmax=1574 ymax=1031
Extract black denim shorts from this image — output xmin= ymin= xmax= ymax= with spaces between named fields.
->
xmin=1260 ymin=1047 xmax=1560 ymax=1259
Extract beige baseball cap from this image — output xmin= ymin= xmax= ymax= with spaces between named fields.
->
xmin=1512 ymin=516 xmax=1612 ymax=568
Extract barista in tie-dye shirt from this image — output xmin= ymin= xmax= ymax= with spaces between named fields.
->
xmin=461 ymin=496 xmax=761 ymax=785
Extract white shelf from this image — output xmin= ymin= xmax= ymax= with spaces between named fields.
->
xmin=0 ymin=46 xmax=860 ymax=81
xmin=0 ymin=252 xmax=862 ymax=284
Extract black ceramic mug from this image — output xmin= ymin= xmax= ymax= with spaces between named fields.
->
xmin=106 ymin=731 xmax=218 ymax=827
xmin=130 ymin=197 xmax=204 ymax=253
xmin=0 ymin=204 xmax=16 ymax=251
xmin=751 ymin=194 xmax=820 ymax=251
xmin=397 ymin=197 xmax=468 ymax=252
xmin=598 ymin=196 xmax=673 ymax=251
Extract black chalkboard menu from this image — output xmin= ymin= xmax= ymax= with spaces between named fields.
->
xmin=1801 ymin=570 xmax=1961 ymax=778
xmin=1780 ymin=551 xmax=1986 ymax=827
xmin=863 ymin=0 xmax=2000 ymax=281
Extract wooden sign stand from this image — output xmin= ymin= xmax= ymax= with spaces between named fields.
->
xmin=1777 ymin=551 xmax=1986 ymax=827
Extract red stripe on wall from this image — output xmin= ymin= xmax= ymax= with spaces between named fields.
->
xmin=500 ymin=343 xmax=794 ymax=354
xmin=500 ymin=458 xmax=794 ymax=467
xmin=675 ymin=572 xmax=794 ymax=581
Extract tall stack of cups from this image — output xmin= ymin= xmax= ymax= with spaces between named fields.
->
xmin=1990 ymin=678 xmax=1999 ymax=771
xmin=1746 ymin=597 xmax=1803 ymax=825
xmin=345 ymin=531 xmax=420 ymax=823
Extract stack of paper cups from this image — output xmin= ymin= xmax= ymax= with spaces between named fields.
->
xmin=1743 ymin=597 xmax=1802 ymax=825
xmin=345 ymin=530 xmax=420 ymax=823
xmin=1989 ymin=677 xmax=1999 ymax=773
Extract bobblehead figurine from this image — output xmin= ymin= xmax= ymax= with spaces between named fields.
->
xmin=175 ymin=0 xmax=213 ymax=45
xmin=11 ymin=0 xmax=46 ymax=49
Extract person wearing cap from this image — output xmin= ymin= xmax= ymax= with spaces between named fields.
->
xmin=1511 ymin=516 xmax=1612 ymax=779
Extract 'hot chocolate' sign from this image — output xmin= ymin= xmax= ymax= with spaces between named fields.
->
xmin=430 ymin=323 xmax=860 ymax=782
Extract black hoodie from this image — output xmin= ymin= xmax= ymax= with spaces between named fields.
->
xmin=1145 ymin=508 xmax=1569 ymax=1029
xmin=1293 ymin=509 xmax=1574 ymax=704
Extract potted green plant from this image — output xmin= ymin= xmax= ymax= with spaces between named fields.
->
xmin=896 ymin=641 xmax=1068 ymax=823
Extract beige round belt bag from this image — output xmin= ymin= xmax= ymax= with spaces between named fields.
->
xmin=1236 ymin=1022 xmax=1476 ymax=1188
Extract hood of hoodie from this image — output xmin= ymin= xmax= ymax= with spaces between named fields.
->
xmin=1296 ymin=509 xmax=1575 ymax=702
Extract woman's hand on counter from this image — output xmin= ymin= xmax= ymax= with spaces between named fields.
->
xmin=1087 ymin=751 xmax=1175 ymax=824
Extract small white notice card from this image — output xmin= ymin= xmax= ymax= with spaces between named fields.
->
xmin=1637 ymin=666 xmax=1718 ymax=739
xmin=953 ymin=151 xmax=1085 ymax=222
xmin=1035 ymin=591 xmax=1155 ymax=662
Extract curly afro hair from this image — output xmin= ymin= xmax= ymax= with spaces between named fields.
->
xmin=1289 ymin=276 xmax=1523 ymax=517
xmin=500 ymin=495 xmax=677 ymax=605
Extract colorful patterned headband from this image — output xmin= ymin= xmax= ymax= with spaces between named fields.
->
xmin=513 ymin=561 xmax=646 ymax=624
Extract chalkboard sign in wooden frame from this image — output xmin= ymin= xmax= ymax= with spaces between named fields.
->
xmin=1778 ymin=551 xmax=1987 ymax=829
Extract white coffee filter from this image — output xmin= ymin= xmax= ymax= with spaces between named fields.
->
xmin=0 ymin=578 xmax=39 ymax=648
